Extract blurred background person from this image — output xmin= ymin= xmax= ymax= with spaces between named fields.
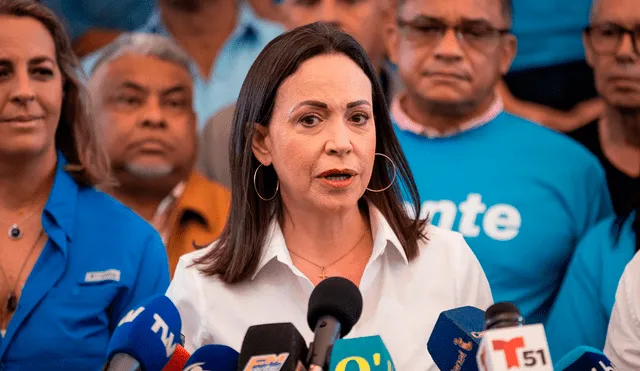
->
xmin=83 ymin=0 xmax=285 ymax=129
xmin=546 ymin=197 xmax=638 ymax=360
xmin=604 ymin=246 xmax=640 ymax=369
xmin=385 ymin=0 xmax=612 ymax=324
xmin=568 ymin=0 xmax=640 ymax=216
xmin=88 ymin=33 xmax=231 ymax=277
xmin=498 ymin=0 xmax=603 ymax=134
xmin=199 ymin=0 xmax=397 ymax=187
xmin=545 ymin=0 xmax=640 ymax=359
xmin=167 ymin=23 xmax=492 ymax=370
xmin=0 ymin=1 xmax=169 ymax=369
xmin=40 ymin=0 xmax=154 ymax=57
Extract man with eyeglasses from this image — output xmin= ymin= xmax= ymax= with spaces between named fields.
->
xmin=568 ymin=0 xmax=640 ymax=216
xmin=385 ymin=0 xmax=613 ymax=324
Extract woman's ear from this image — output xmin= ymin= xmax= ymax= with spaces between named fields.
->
xmin=251 ymin=123 xmax=272 ymax=165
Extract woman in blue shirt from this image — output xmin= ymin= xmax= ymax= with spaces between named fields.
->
xmin=0 ymin=1 xmax=170 ymax=369
xmin=546 ymin=196 xmax=638 ymax=361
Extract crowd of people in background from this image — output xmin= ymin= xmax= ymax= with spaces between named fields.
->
xmin=0 ymin=0 xmax=638 ymax=369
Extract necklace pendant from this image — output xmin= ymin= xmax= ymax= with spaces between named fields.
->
xmin=319 ymin=268 xmax=327 ymax=280
xmin=8 ymin=224 xmax=22 ymax=240
xmin=7 ymin=293 xmax=17 ymax=313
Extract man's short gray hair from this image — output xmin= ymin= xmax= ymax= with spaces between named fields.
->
xmin=90 ymin=32 xmax=192 ymax=76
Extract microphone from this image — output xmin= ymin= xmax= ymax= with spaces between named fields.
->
xmin=553 ymin=346 xmax=618 ymax=371
xmin=426 ymin=306 xmax=486 ymax=371
xmin=306 ymin=277 xmax=364 ymax=371
xmin=476 ymin=302 xmax=552 ymax=371
xmin=237 ymin=322 xmax=309 ymax=371
xmin=161 ymin=345 xmax=191 ymax=371
xmin=183 ymin=344 xmax=239 ymax=371
xmin=103 ymin=295 xmax=182 ymax=371
xmin=328 ymin=336 xmax=396 ymax=371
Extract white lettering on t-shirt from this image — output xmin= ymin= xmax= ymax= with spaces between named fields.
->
xmin=405 ymin=193 xmax=522 ymax=241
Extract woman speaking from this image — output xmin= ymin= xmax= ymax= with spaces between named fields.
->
xmin=0 ymin=1 xmax=169 ymax=369
xmin=167 ymin=22 xmax=492 ymax=370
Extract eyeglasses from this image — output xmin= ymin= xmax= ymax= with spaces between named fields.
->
xmin=585 ymin=24 xmax=640 ymax=56
xmin=397 ymin=19 xmax=510 ymax=51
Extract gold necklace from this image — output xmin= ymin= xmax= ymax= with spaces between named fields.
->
xmin=288 ymin=228 xmax=369 ymax=280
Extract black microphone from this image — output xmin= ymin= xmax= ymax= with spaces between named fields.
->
xmin=483 ymin=302 xmax=524 ymax=330
xmin=306 ymin=277 xmax=364 ymax=371
xmin=237 ymin=322 xmax=309 ymax=371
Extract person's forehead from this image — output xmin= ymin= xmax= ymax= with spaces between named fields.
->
xmin=102 ymin=54 xmax=193 ymax=91
xmin=592 ymin=0 xmax=640 ymax=24
xmin=0 ymin=16 xmax=56 ymax=60
xmin=400 ymin=0 xmax=504 ymax=23
xmin=277 ymin=55 xmax=372 ymax=107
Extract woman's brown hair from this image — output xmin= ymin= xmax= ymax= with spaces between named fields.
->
xmin=195 ymin=22 xmax=427 ymax=283
xmin=0 ymin=0 xmax=110 ymax=186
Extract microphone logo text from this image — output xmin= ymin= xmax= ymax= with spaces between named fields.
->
xmin=242 ymin=352 xmax=289 ymax=371
xmin=150 ymin=313 xmax=178 ymax=358
xmin=333 ymin=354 xmax=395 ymax=371
xmin=454 ymin=338 xmax=473 ymax=351
xmin=117 ymin=306 xmax=145 ymax=327
xmin=491 ymin=336 xmax=548 ymax=369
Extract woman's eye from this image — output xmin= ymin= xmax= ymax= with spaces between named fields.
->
xmin=299 ymin=115 xmax=321 ymax=127
xmin=351 ymin=113 xmax=370 ymax=125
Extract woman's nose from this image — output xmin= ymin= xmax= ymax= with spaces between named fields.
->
xmin=325 ymin=122 xmax=353 ymax=156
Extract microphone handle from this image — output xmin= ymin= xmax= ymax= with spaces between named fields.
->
xmin=308 ymin=316 xmax=341 ymax=368
xmin=102 ymin=353 xmax=142 ymax=371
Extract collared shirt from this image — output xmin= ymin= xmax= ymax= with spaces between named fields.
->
xmin=604 ymin=247 xmax=640 ymax=369
xmin=81 ymin=1 xmax=285 ymax=129
xmin=162 ymin=171 xmax=231 ymax=277
xmin=0 ymin=153 xmax=170 ymax=370
xmin=166 ymin=203 xmax=493 ymax=371
xmin=152 ymin=181 xmax=186 ymax=245
xmin=391 ymin=93 xmax=504 ymax=138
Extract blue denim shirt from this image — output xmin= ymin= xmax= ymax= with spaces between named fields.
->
xmin=0 ymin=154 xmax=170 ymax=370
xmin=82 ymin=2 xmax=285 ymax=129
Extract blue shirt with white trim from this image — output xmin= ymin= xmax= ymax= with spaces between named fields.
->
xmin=394 ymin=112 xmax=613 ymax=324
xmin=0 ymin=154 xmax=170 ymax=370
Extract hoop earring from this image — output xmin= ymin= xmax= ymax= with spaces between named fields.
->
xmin=253 ymin=163 xmax=279 ymax=201
xmin=366 ymin=153 xmax=397 ymax=193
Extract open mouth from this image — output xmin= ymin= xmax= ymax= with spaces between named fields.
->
xmin=318 ymin=169 xmax=357 ymax=187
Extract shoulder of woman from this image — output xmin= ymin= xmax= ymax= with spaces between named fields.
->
xmin=177 ymin=240 xmax=221 ymax=268
xmin=421 ymin=224 xmax=468 ymax=252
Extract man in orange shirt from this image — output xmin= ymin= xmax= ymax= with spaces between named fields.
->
xmin=88 ymin=33 xmax=231 ymax=276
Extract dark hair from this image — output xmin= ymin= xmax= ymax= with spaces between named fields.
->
xmin=0 ymin=0 xmax=110 ymax=186
xmin=397 ymin=0 xmax=513 ymax=25
xmin=195 ymin=22 xmax=427 ymax=283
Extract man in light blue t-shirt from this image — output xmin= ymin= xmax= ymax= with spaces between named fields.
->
xmin=81 ymin=0 xmax=285 ymax=129
xmin=386 ymin=0 xmax=612 ymax=324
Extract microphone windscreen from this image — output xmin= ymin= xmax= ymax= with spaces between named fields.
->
xmin=106 ymin=295 xmax=182 ymax=371
xmin=307 ymin=277 xmax=363 ymax=337
xmin=553 ymin=346 xmax=618 ymax=370
xmin=162 ymin=345 xmax=190 ymax=371
xmin=183 ymin=344 xmax=239 ymax=371
xmin=237 ymin=323 xmax=308 ymax=371
xmin=427 ymin=306 xmax=485 ymax=371
xmin=328 ymin=335 xmax=396 ymax=371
